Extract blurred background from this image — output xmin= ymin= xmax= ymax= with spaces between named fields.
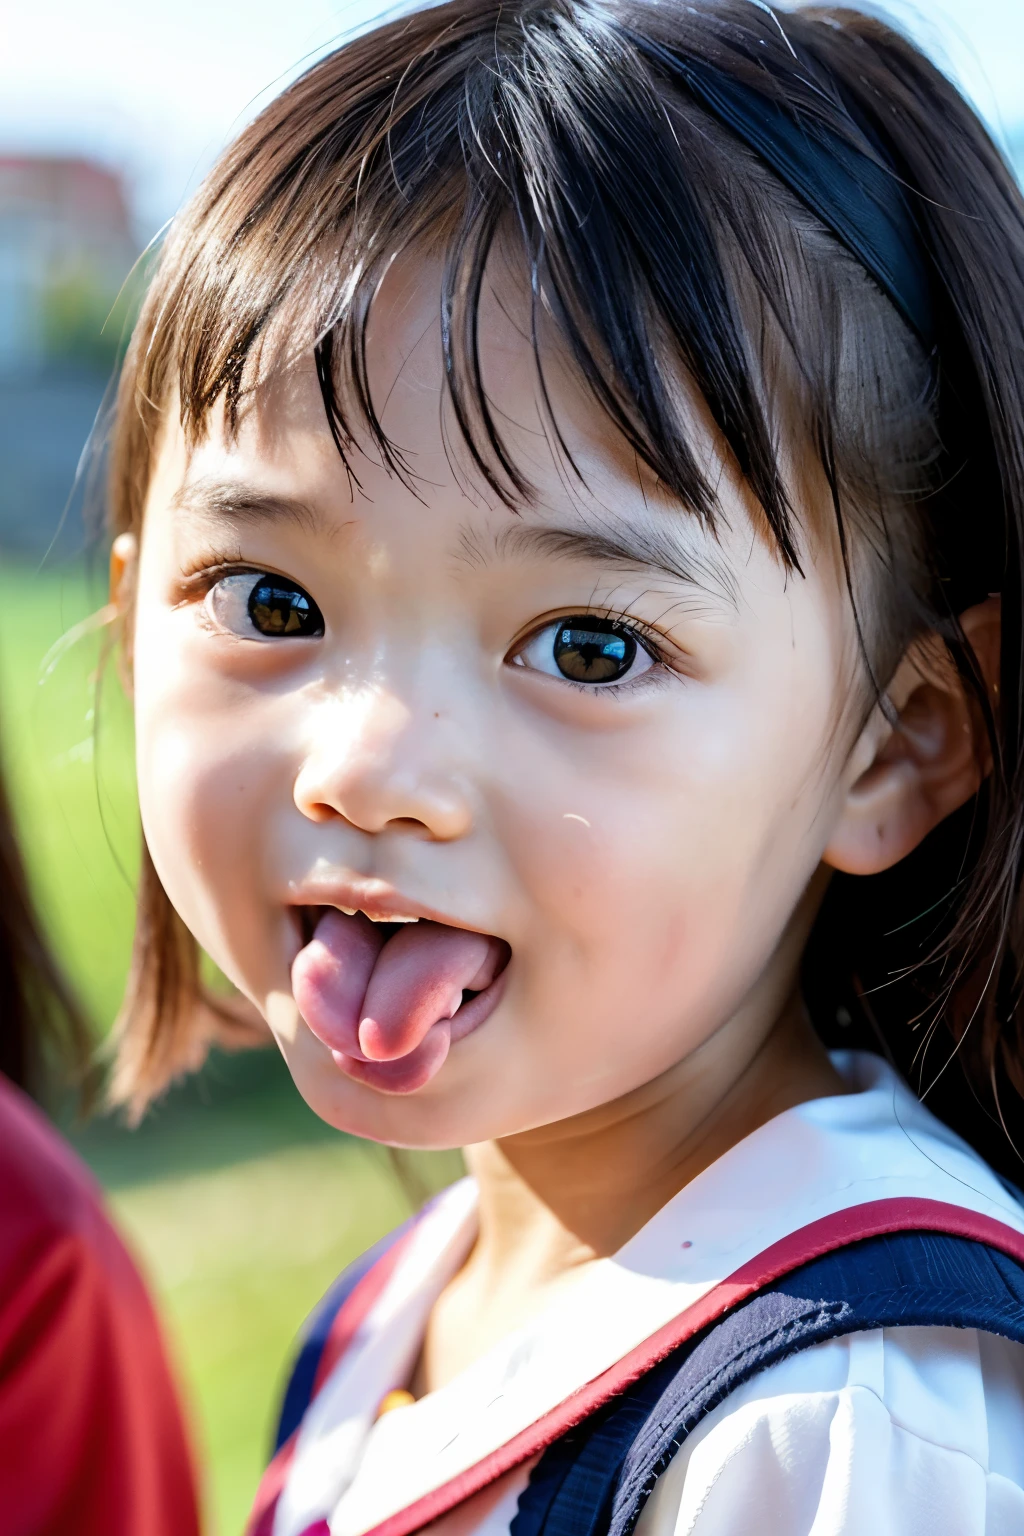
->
xmin=0 ymin=0 xmax=1021 ymax=1530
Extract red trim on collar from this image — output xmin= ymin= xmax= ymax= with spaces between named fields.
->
xmin=340 ymin=1198 xmax=1024 ymax=1536
xmin=247 ymin=1430 xmax=297 ymax=1536
xmin=246 ymin=1224 xmax=421 ymax=1536
xmin=314 ymin=1228 xmax=420 ymax=1398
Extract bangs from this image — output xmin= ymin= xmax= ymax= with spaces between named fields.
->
xmin=110 ymin=0 xmax=1024 ymax=1172
xmin=154 ymin=0 xmax=933 ymax=578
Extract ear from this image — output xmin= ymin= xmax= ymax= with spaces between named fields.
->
xmin=823 ymin=597 xmax=1000 ymax=876
xmin=110 ymin=532 xmax=139 ymax=690
xmin=110 ymin=532 xmax=137 ymax=608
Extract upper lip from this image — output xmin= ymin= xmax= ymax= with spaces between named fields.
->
xmin=286 ymin=875 xmax=494 ymax=935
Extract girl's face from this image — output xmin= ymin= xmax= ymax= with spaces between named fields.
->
xmin=130 ymin=265 xmax=870 ymax=1147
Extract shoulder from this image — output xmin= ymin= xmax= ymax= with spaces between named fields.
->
xmin=637 ymin=1325 xmax=1024 ymax=1536
xmin=0 ymin=1074 xmax=132 ymax=1315
xmin=0 ymin=1071 xmax=166 ymax=1389
xmin=0 ymin=1073 xmax=105 ymax=1239
xmin=0 ymin=1077 xmax=201 ymax=1535
xmin=274 ymin=1178 xmax=479 ymax=1451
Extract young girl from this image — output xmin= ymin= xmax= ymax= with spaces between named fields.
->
xmin=106 ymin=0 xmax=1024 ymax=1530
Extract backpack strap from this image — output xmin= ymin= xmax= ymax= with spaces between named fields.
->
xmin=512 ymin=1230 xmax=1024 ymax=1536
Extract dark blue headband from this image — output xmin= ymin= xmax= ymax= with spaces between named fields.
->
xmin=633 ymin=38 xmax=935 ymax=346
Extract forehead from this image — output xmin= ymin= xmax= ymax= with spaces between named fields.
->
xmin=148 ymin=255 xmax=787 ymax=589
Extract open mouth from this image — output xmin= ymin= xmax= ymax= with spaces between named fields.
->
xmin=291 ymin=905 xmax=511 ymax=1095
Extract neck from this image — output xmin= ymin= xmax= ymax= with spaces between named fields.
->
xmin=417 ymin=886 xmax=849 ymax=1392
xmin=465 ymin=991 xmax=844 ymax=1285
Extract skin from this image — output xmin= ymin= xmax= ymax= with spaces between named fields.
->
xmin=115 ymin=261 xmax=999 ymax=1390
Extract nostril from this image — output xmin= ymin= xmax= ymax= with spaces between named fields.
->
xmin=384 ymin=816 xmax=433 ymax=837
xmin=306 ymin=802 xmax=343 ymax=824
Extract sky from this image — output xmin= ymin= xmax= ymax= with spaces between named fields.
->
xmin=2 ymin=0 xmax=1023 ymax=241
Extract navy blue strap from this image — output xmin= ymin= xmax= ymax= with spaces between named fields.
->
xmin=512 ymin=1231 xmax=1024 ymax=1536
xmin=509 ymin=1354 xmax=686 ymax=1536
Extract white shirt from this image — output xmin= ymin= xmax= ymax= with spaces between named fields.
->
xmin=635 ymin=1325 xmax=1024 ymax=1536
xmin=268 ymin=1053 xmax=1024 ymax=1536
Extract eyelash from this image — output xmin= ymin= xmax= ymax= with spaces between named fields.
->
xmin=513 ymin=611 xmax=677 ymax=696
xmin=180 ymin=559 xmax=680 ymax=693
xmin=556 ymin=669 xmax=673 ymax=698
xmin=175 ymin=554 xmax=255 ymax=601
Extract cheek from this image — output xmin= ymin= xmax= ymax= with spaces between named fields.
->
xmin=494 ymin=681 xmax=831 ymax=1039
xmin=132 ymin=613 xmax=297 ymax=984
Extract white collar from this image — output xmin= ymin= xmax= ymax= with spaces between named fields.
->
xmin=276 ymin=1051 xmax=1024 ymax=1536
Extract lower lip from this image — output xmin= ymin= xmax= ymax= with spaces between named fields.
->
xmin=329 ymin=965 xmax=509 ymax=1095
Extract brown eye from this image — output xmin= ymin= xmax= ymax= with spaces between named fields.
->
xmin=553 ymin=621 xmax=636 ymax=682
xmin=248 ymin=578 xmax=324 ymax=637
xmin=206 ymin=573 xmax=325 ymax=640
xmin=513 ymin=615 xmax=654 ymax=687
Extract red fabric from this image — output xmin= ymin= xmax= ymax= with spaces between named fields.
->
xmin=247 ymin=1432 xmax=298 ymax=1536
xmin=0 ymin=1075 xmax=201 ymax=1536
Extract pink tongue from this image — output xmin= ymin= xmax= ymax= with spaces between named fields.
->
xmin=292 ymin=910 xmax=505 ymax=1089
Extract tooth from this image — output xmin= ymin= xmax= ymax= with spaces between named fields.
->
xmin=339 ymin=906 xmax=357 ymax=916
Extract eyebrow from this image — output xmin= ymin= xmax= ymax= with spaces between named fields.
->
xmin=170 ymin=479 xmax=332 ymax=537
xmin=173 ymin=477 xmax=741 ymax=611
xmin=457 ymin=518 xmax=741 ymax=611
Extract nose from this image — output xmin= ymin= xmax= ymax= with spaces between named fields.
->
xmin=293 ymin=687 xmax=474 ymax=841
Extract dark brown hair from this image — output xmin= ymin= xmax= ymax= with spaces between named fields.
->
xmin=0 ymin=717 xmax=91 ymax=1100
xmin=107 ymin=0 xmax=1024 ymax=1163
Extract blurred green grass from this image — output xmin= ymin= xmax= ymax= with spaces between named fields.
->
xmin=110 ymin=1136 xmax=420 ymax=1530
xmin=0 ymin=562 xmax=137 ymax=1028
xmin=0 ymin=562 xmax=461 ymax=1534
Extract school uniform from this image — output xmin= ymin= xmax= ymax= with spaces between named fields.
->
xmin=249 ymin=1052 xmax=1024 ymax=1536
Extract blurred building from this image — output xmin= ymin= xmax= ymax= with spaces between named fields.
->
xmin=0 ymin=155 xmax=135 ymax=374
xmin=0 ymin=156 xmax=136 ymax=557
xmin=0 ymin=136 xmax=1022 ymax=558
